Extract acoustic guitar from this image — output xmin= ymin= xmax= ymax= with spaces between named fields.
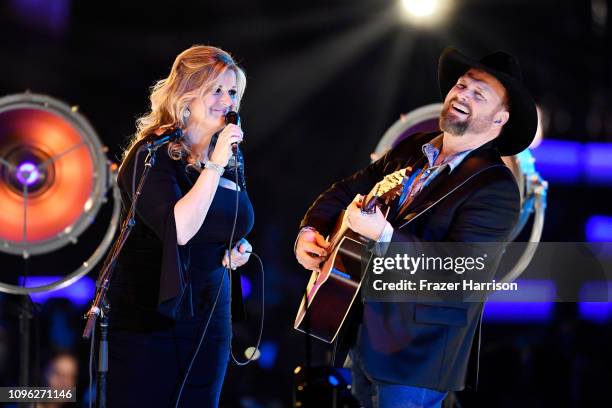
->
xmin=294 ymin=168 xmax=409 ymax=343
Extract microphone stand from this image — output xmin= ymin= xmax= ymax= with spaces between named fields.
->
xmin=18 ymin=295 xmax=34 ymax=408
xmin=82 ymin=142 xmax=165 ymax=408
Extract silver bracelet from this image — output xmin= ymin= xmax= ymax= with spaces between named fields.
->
xmin=203 ymin=160 xmax=225 ymax=176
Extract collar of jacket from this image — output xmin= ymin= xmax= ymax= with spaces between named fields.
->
xmin=392 ymin=132 xmax=505 ymax=226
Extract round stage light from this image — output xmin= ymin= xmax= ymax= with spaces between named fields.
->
xmin=0 ymin=93 xmax=108 ymax=255
xmin=0 ymin=92 xmax=121 ymax=295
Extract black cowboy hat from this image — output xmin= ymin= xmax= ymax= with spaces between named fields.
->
xmin=438 ymin=47 xmax=538 ymax=156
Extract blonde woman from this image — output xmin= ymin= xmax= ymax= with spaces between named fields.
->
xmin=107 ymin=45 xmax=254 ymax=407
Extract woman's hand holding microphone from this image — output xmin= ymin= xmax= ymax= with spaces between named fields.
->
xmin=222 ymin=238 xmax=252 ymax=270
xmin=209 ymin=124 xmax=243 ymax=167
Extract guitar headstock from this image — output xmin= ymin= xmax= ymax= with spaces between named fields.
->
xmin=364 ymin=167 xmax=411 ymax=208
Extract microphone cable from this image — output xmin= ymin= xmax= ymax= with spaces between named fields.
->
xmin=174 ymin=149 xmax=265 ymax=407
xmin=229 ymin=248 xmax=264 ymax=366
xmin=226 ymin=150 xmax=265 ymax=366
xmin=173 ymin=265 xmax=226 ymax=408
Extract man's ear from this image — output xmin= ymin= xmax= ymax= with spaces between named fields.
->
xmin=494 ymin=110 xmax=510 ymax=127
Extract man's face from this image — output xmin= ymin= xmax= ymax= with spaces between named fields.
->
xmin=440 ymin=68 xmax=509 ymax=136
xmin=46 ymin=355 xmax=78 ymax=389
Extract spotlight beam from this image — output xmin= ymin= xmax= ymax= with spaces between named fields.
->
xmin=247 ymin=8 xmax=396 ymax=142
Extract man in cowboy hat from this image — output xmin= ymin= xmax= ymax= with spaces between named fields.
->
xmin=295 ymin=47 xmax=537 ymax=407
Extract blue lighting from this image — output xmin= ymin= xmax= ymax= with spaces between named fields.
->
xmin=10 ymin=0 xmax=71 ymax=34
xmin=530 ymin=140 xmax=612 ymax=185
xmin=585 ymin=216 xmax=612 ymax=242
xmin=18 ymin=276 xmax=95 ymax=307
xmin=483 ymin=302 xmax=554 ymax=323
xmin=487 ymin=279 xmax=556 ymax=302
xmin=483 ymin=280 xmax=612 ymax=323
xmin=50 ymin=311 xmax=74 ymax=349
xmin=241 ymin=275 xmax=252 ymax=298
xmin=579 ymin=281 xmax=611 ymax=302
xmin=578 ymin=302 xmax=612 ymax=324
xmin=336 ymin=368 xmax=352 ymax=384
xmin=328 ymin=375 xmax=340 ymax=387
xmin=585 ymin=143 xmax=612 ymax=185
xmin=257 ymin=341 xmax=278 ymax=369
xmin=531 ymin=140 xmax=581 ymax=184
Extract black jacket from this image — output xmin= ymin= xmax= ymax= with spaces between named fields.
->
xmin=300 ymin=132 xmax=520 ymax=391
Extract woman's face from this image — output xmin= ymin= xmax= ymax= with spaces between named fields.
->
xmin=187 ymin=69 xmax=238 ymax=137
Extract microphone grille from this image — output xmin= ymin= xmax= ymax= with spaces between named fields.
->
xmin=225 ymin=111 xmax=239 ymax=125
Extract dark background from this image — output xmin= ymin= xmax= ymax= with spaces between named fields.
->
xmin=1 ymin=0 xmax=611 ymax=406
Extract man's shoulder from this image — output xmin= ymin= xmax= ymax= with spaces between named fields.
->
xmin=461 ymin=147 xmax=519 ymax=199
xmin=432 ymin=141 xmax=518 ymax=199
xmin=463 ymin=143 xmax=508 ymax=175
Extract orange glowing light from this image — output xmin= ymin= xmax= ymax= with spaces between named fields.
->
xmin=0 ymin=108 xmax=94 ymax=243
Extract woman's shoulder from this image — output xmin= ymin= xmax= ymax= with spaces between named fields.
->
xmin=118 ymin=138 xmax=180 ymax=182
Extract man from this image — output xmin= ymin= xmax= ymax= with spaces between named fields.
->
xmin=295 ymin=48 xmax=537 ymax=408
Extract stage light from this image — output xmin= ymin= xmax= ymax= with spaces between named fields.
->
xmin=18 ymin=275 xmax=95 ymax=307
xmin=257 ymin=341 xmax=278 ymax=369
xmin=328 ymin=375 xmax=340 ymax=386
xmin=0 ymin=94 xmax=103 ymax=253
xmin=579 ymin=302 xmax=612 ymax=324
xmin=586 ymin=216 xmax=612 ymax=242
xmin=401 ymin=0 xmax=438 ymax=17
xmin=483 ymin=302 xmax=554 ymax=323
xmin=530 ymin=106 xmax=545 ymax=149
xmin=531 ymin=140 xmax=612 ymax=185
xmin=0 ymin=93 xmax=120 ymax=295
xmin=398 ymin=0 xmax=450 ymax=25
xmin=241 ymin=275 xmax=252 ymax=298
xmin=585 ymin=143 xmax=612 ymax=185
xmin=16 ymin=162 xmax=39 ymax=185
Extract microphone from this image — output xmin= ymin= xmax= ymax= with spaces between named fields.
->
xmin=144 ymin=128 xmax=183 ymax=149
xmin=225 ymin=111 xmax=241 ymax=155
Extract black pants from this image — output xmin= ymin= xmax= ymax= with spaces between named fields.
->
xmin=107 ymin=271 xmax=231 ymax=408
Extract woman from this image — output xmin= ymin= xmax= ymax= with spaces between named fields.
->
xmin=107 ymin=45 xmax=254 ymax=407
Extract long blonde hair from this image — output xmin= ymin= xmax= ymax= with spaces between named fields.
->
xmin=125 ymin=45 xmax=246 ymax=168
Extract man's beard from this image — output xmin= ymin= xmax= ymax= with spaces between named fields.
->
xmin=439 ymin=107 xmax=469 ymax=135
xmin=439 ymin=101 xmax=493 ymax=136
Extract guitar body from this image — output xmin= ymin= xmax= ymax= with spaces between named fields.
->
xmin=294 ymin=230 xmax=372 ymax=343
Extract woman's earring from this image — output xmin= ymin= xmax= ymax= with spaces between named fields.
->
xmin=183 ymin=108 xmax=191 ymax=119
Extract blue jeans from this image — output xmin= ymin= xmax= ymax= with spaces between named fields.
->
xmin=348 ymin=350 xmax=447 ymax=408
